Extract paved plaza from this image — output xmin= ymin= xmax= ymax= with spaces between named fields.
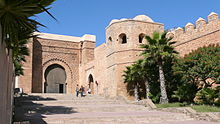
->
xmin=14 ymin=94 xmax=219 ymax=124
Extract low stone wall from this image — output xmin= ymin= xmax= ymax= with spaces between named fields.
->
xmin=158 ymin=107 xmax=220 ymax=122
xmin=0 ymin=26 xmax=15 ymax=124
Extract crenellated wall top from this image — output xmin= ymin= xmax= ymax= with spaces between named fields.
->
xmin=168 ymin=12 xmax=220 ymax=45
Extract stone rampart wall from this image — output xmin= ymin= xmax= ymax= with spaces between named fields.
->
xmin=169 ymin=12 xmax=220 ymax=56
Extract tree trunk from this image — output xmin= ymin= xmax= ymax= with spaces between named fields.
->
xmin=134 ymin=84 xmax=139 ymax=101
xmin=158 ymin=61 xmax=168 ymax=104
xmin=145 ymin=79 xmax=150 ymax=99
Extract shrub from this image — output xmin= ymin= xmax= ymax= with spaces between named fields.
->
xmin=172 ymin=82 xmax=198 ymax=102
xmin=194 ymin=87 xmax=219 ymax=105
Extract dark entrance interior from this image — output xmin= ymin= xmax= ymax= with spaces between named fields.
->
xmin=44 ymin=64 xmax=67 ymax=93
xmin=88 ymin=74 xmax=94 ymax=94
xmin=59 ymin=84 xmax=64 ymax=93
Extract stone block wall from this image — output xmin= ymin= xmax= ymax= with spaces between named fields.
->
xmin=169 ymin=12 xmax=220 ymax=56
xmin=17 ymin=32 xmax=97 ymax=94
xmin=93 ymin=44 xmax=107 ymax=96
xmin=16 ymin=13 xmax=220 ymax=101
xmin=17 ymin=39 xmax=33 ymax=93
xmin=105 ymin=18 xmax=164 ymax=98
xmin=38 ymin=38 xmax=81 ymax=94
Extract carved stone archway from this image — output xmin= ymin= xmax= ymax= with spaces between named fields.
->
xmin=43 ymin=58 xmax=73 ymax=94
xmin=44 ymin=64 xmax=66 ymax=93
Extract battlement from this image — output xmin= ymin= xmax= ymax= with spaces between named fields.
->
xmin=168 ymin=12 xmax=220 ymax=46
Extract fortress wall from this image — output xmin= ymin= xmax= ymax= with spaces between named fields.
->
xmin=79 ymin=60 xmax=95 ymax=88
xmin=81 ymin=41 xmax=95 ymax=64
xmin=175 ymin=29 xmax=220 ymax=56
xmin=106 ymin=20 xmax=164 ymax=52
xmin=40 ymin=38 xmax=81 ymax=94
xmin=18 ymin=39 xmax=33 ymax=93
xmin=32 ymin=38 xmax=80 ymax=93
xmin=106 ymin=20 xmax=164 ymax=98
xmin=94 ymin=44 xmax=107 ymax=95
xmin=169 ymin=12 xmax=220 ymax=56
xmin=80 ymin=43 xmax=107 ymax=95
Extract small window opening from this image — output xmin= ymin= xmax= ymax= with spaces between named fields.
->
xmin=139 ymin=34 xmax=145 ymax=43
xmin=108 ymin=37 xmax=112 ymax=42
xmin=119 ymin=33 xmax=127 ymax=44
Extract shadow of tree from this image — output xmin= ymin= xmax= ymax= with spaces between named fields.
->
xmin=13 ymin=95 xmax=78 ymax=124
xmin=126 ymin=81 xmax=146 ymax=100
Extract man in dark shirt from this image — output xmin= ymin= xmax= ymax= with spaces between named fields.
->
xmin=76 ymin=84 xmax=79 ymax=97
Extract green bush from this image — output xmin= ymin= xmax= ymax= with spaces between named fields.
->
xmin=194 ymin=87 xmax=219 ymax=105
xmin=172 ymin=82 xmax=198 ymax=102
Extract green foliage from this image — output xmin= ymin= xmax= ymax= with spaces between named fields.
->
xmin=194 ymin=87 xmax=219 ymax=105
xmin=156 ymin=103 xmax=220 ymax=112
xmin=175 ymin=45 xmax=220 ymax=87
xmin=140 ymin=32 xmax=178 ymax=63
xmin=173 ymin=45 xmax=220 ymax=103
xmin=156 ymin=102 xmax=187 ymax=108
xmin=172 ymin=83 xmax=198 ymax=102
xmin=123 ymin=60 xmax=147 ymax=99
xmin=191 ymin=105 xmax=220 ymax=112
xmin=12 ymin=28 xmax=32 ymax=76
xmin=140 ymin=31 xmax=178 ymax=103
xmin=0 ymin=0 xmax=56 ymax=75
xmin=149 ymin=92 xmax=160 ymax=103
xmin=0 ymin=0 xmax=56 ymax=47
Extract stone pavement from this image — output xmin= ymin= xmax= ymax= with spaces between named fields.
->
xmin=14 ymin=93 xmax=219 ymax=124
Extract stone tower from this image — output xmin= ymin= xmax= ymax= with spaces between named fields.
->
xmin=105 ymin=15 xmax=164 ymax=98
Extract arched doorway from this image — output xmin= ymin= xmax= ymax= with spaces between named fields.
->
xmin=44 ymin=64 xmax=67 ymax=93
xmin=88 ymin=74 xmax=94 ymax=94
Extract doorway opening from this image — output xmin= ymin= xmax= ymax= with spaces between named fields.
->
xmin=88 ymin=74 xmax=94 ymax=94
xmin=44 ymin=64 xmax=67 ymax=93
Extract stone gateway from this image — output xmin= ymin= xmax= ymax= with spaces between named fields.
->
xmin=17 ymin=12 xmax=220 ymax=99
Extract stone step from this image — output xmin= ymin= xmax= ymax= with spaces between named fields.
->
xmin=27 ymin=93 xmax=106 ymax=100
xmin=15 ymin=94 xmax=220 ymax=124
xmin=21 ymin=100 xmax=126 ymax=105
xmin=43 ymin=120 xmax=217 ymax=124
xmin=25 ymin=111 xmax=193 ymax=124
xmin=19 ymin=104 xmax=150 ymax=113
xmin=28 ymin=93 xmax=103 ymax=97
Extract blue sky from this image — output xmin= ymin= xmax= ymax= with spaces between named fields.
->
xmin=36 ymin=0 xmax=220 ymax=46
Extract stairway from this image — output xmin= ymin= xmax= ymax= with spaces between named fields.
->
xmin=14 ymin=93 xmax=217 ymax=124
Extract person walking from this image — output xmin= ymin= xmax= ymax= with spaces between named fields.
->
xmin=80 ymin=85 xmax=86 ymax=97
xmin=76 ymin=84 xmax=79 ymax=97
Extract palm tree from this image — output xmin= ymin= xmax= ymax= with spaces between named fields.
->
xmin=123 ymin=60 xmax=152 ymax=100
xmin=0 ymin=0 xmax=56 ymax=75
xmin=0 ymin=0 xmax=56 ymax=46
xmin=136 ymin=59 xmax=150 ymax=99
xmin=123 ymin=64 xmax=141 ymax=101
xmin=141 ymin=32 xmax=178 ymax=104
xmin=12 ymin=28 xmax=34 ymax=76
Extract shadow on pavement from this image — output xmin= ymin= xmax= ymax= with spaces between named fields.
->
xmin=13 ymin=95 xmax=78 ymax=124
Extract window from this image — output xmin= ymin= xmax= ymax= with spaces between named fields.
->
xmin=108 ymin=37 xmax=112 ymax=42
xmin=119 ymin=33 xmax=127 ymax=44
xmin=139 ymin=33 xmax=145 ymax=43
